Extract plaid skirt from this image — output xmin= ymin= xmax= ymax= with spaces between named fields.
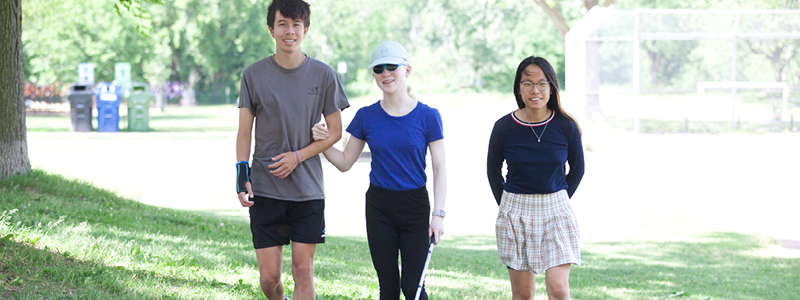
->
xmin=495 ymin=190 xmax=580 ymax=274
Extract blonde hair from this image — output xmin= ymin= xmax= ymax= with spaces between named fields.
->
xmin=404 ymin=60 xmax=417 ymax=100
xmin=407 ymin=85 xmax=417 ymax=100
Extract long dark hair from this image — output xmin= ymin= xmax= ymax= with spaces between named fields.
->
xmin=513 ymin=56 xmax=581 ymax=134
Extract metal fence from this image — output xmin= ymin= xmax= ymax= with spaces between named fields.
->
xmin=566 ymin=8 xmax=800 ymax=133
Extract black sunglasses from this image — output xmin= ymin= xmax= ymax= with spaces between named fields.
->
xmin=372 ymin=63 xmax=406 ymax=74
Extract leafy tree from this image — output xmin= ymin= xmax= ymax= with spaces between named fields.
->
xmin=1 ymin=0 xmax=160 ymax=180
xmin=408 ymin=0 xmax=567 ymax=92
xmin=142 ymin=0 xmax=279 ymax=104
xmin=188 ymin=0 xmax=274 ymax=104
xmin=535 ymin=0 xmax=616 ymax=40
xmin=305 ymin=0 xmax=409 ymax=96
xmin=22 ymin=0 xmax=157 ymax=84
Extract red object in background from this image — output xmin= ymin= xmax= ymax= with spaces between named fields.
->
xmin=24 ymin=82 xmax=64 ymax=103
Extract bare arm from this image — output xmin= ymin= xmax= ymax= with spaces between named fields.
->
xmin=268 ymin=111 xmax=345 ymax=178
xmin=428 ymin=139 xmax=447 ymax=244
xmin=236 ymin=107 xmax=255 ymax=206
xmin=312 ymin=123 xmax=366 ymax=172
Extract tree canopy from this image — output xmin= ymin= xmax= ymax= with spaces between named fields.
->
xmin=21 ymin=0 xmax=799 ymax=103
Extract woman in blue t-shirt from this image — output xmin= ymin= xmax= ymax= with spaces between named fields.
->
xmin=313 ymin=41 xmax=446 ymax=300
xmin=487 ymin=56 xmax=585 ymax=300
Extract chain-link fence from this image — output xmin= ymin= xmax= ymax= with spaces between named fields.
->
xmin=566 ymin=8 xmax=800 ymax=133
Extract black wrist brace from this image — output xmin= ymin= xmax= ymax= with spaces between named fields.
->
xmin=236 ymin=161 xmax=250 ymax=194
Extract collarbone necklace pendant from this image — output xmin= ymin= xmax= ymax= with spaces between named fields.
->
xmin=531 ymin=123 xmax=548 ymax=142
xmin=524 ymin=110 xmax=549 ymax=142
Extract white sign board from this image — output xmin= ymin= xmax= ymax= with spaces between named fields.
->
xmin=78 ymin=63 xmax=95 ymax=85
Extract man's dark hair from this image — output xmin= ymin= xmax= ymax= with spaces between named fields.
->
xmin=267 ymin=0 xmax=311 ymax=29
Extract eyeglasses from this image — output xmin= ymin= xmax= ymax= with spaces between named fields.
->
xmin=520 ymin=81 xmax=550 ymax=92
xmin=372 ymin=63 xmax=406 ymax=74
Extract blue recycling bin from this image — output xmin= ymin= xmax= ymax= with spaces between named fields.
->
xmin=94 ymin=82 xmax=122 ymax=132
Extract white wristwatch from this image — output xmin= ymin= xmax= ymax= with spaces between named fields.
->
xmin=432 ymin=210 xmax=445 ymax=218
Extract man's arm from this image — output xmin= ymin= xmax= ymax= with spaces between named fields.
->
xmin=268 ymin=110 xmax=343 ymax=179
xmin=304 ymin=110 xmax=344 ymax=158
xmin=236 ymin=107 xmax=255 ymax=206
xmin=312 ymin=123 xmax=366 ymax=172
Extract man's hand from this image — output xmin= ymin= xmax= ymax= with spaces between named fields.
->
xmin=237 ymin=182 xmax=254 ymax=207
xmin=269 ymin=152 xmax=301 ymax=179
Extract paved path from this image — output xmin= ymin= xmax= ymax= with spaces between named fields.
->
xmin=25 ymin=103 xmax=800 ymax=257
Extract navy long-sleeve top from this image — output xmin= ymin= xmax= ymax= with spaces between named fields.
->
xmin=487 ymin=111 xmax=585 ymax=205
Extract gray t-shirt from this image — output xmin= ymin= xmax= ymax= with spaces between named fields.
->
xmin=239 ymin=55 xmax=349 ymax=201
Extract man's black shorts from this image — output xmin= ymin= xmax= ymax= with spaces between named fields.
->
xmin=248 ymin=196 xmax=325 ymax=249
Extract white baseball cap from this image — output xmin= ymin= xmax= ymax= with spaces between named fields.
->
xmin=368 ymin=41 xmax=410 ymax=69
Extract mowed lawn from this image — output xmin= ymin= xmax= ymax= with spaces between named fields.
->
xmin=5 ymin=93 xmax=800 ymax=299
xmin=3 ymin=170 xmax=799 ymax=299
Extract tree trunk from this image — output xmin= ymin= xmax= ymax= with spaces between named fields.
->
xmin=535 ymin=0 xmax=570 ymax=40
xmin=0 ymin=0 xmax=30 ymax=181
xmin=536 ymin=0 xmax=617 ymax=41
xmin=583 ymin=0 xmax=599 ymax=12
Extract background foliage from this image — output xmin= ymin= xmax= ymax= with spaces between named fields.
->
xmin=21 ymin=0 xmax=799 ymax=104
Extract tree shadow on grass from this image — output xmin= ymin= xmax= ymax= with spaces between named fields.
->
xmin=0 ymin=171 xmax=270 ymax=299
xmin=0 ymin=170 xmax=508 ymax=299
xmin=573 ymin=232 xmax=800 ymax=300
xmin=396 ymin=233 xmax=800 ymax=300
xmin=0 ymin=237 xmax=227 ymax=300
xmin=2 ymin=171 xmax=798 ymax=299
xmin=314 ymin=235 xmax=514 ymax=299
xmin=0 ymin=170 xmax=424 ymax=299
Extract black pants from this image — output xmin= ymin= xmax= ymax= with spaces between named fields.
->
xmin=366 ymin=184 xmax=430 ymax=300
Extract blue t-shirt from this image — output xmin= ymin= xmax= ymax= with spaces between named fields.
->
xmin=347 ymin=101 xmax=444 ymax=191
xmin=487 ymin=111 xmax=585 ymax=204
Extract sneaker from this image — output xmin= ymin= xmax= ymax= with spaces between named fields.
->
xmin=285 ymin=297 xmax=292 ymax=300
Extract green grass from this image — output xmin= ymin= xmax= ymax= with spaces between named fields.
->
xmin=18 ymin=95 xmax=800 ymax=299
xmin=26 ymin=105 xmax=240 ymax=132
xmin=2 ymin=170 xmax=799 ymax=299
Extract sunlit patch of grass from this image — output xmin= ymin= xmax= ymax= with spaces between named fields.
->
xmin=2 ymin=170 xmax=799 ymax=299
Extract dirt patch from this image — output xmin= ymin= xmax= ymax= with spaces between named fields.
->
xmin=2 ymin=271 xmax=16 ymax=283
xmin=0 ymin=269 xmax=20 ymax=295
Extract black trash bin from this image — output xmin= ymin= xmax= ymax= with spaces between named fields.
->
xmin=68 ymin=85 xmax=94 ymax=132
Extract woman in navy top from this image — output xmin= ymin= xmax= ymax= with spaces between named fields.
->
xmin=313 ymin=41 xmax=446 ymax=300
xmin=487 ymin=56 xmax=585 ymax=300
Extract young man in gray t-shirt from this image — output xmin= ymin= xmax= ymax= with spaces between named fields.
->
xmin=235 ymin=1 xmax=349 ymax=299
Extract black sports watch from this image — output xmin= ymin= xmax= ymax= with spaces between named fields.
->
xmin=432 ymin=210 xmax=445 ymax=218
